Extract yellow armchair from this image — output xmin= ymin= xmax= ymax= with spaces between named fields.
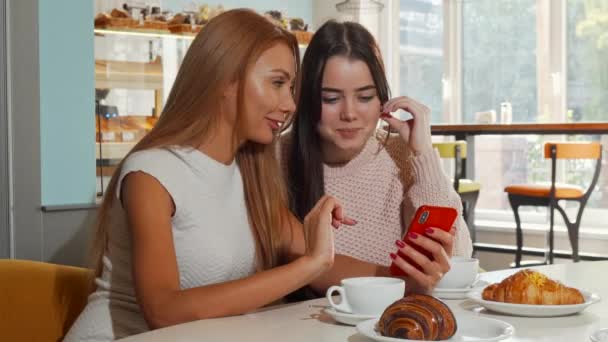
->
xmin=0 ymin=259 xmax=93 ymax=342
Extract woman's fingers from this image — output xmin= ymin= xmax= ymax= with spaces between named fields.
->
xmin=380 ymin=112 xmax=406 ymax=129
xmin=424 ymin=227 xmax=455 ymax=257
xmin=390 ymin=253 xmax=434 ymax=290
xmin=341 ymin=217 xmax=357 ymax=226
xmin=404 ymin=233 xmax=451 ymax=274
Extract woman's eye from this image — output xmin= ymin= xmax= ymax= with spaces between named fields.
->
xmin=359 ymin=95 xmax=375 ymax=102
xmin=322 ymin=97 xmax=339 ymax=104
xmin=273 ymin=80 xmax=285 ymax=87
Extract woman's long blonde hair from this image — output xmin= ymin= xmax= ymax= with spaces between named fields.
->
xmin=91 ymin=9 xmax=300 ymax=279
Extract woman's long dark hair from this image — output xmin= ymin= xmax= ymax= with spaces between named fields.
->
xmin=287 ymin=20 xmax=390 ymax=220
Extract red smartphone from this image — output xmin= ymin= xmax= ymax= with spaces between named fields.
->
xmin=390 ymin=205 xmax=458 ymax=276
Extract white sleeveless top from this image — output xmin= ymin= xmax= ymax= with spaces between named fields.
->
xmin=64 ymin=147 xmax=257 ymax=341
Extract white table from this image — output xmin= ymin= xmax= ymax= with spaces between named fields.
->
xmin=120 ymin=261 xmax=608 ymax=342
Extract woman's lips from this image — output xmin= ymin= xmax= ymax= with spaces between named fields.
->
xmin=336 ymin=128 xmax=361 ymax=139
xmin=266 ymin=118 xmax=283 ymax=130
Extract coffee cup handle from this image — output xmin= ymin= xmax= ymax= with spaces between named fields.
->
xmin=326 ymin=286 xmax=351 ymax=313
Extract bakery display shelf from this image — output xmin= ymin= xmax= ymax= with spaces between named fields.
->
xmin=96 ymin=141 xmax=136 ymax=160
xmin=94 ymin=28 xmax=308 ymax=49
xmin=95 ymin=28 xmax=196 ymax=40
xmin=95 ymin=59 xmax=163 ymax=90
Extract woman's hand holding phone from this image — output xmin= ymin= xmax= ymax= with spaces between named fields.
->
xmin=389 ymin=205 xmax=458 ymax=293
xmin=391 ymin=227 xmax=456 ymax=293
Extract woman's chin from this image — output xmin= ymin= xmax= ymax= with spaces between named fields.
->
xmin=248 ymin=132 xmax=275 ymax=145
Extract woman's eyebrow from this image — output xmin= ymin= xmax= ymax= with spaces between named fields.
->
xmin=355 ymin=85 xmax=376 ymax=92
xmin=270 ymin=68 xmax=293 ymax=80
xmin=321 ymin=87 xmax=342 ymax=93
xmin=321 ymin=85 xmax=376 ymax=93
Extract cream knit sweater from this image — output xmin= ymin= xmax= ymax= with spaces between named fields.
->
xmin=281 ymin=130 xmax=473 ymax=267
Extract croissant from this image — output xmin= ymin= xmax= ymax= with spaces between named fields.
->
xmin=482 ymin=269 xmax=584 ymax=305
xmin=377 ymin=294 xmax=457 ymax=341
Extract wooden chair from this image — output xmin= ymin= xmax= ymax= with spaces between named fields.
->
xmin=433 ymin=141 xmax=481 ymax=243
xmin=0 ymin=259 xmax=93 ymax=342
xmin=504 ymin=142 xmax=602 ymax=267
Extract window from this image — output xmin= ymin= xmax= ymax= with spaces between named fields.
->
xmin=462 ymin=0 xmax=538 ymax=124
xmin=398 ymin=0 xmax=444 ymax=121
xmin=567 ymin=0 xmax=608 ymax=123
xmin=392 ymin=0 xmax=608 ymax=233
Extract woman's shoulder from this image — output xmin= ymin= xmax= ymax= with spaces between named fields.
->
xmin=124 ymin=147 xmax=179 ymax=165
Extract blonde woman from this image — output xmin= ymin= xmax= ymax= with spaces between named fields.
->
xmin=65 ymin=10 xmax=352 ymax=341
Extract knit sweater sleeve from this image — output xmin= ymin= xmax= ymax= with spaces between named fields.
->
xmin=385 ymin=134 xmax=473 ymax=257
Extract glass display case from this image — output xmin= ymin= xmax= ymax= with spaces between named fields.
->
xmin=93 ymin=3 xmax=312 ymax=195
xmin=95 ymin=28 xmax=194 ymax=195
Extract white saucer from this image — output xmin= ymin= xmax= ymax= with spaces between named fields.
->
xmin=356 ymin=316 xmax=514 ymax=342
xmin=467 ymin=287 xmax=601 ymax=317
xmin=590 ymin=328 xmax=608 ymax=342
xmin=433 ymin=280 xmax=489 ymax=300
xmin=323 ymin=307 xmax=378 ymax=326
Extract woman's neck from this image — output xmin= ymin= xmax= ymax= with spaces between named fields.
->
xmin=321 ymin=143 xmax=364 ymax=165
xmin=197 ymin=118 xmax=240 ymax=165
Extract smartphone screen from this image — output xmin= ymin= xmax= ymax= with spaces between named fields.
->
xmin=390 ymin=205 xmax=458 ymax=276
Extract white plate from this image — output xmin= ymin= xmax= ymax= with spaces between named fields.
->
xmin=356 ymin=316 xmax=514 ymax=342
xmin=433 ymin=280 xmax=490 ymax=300
xmin=467 ymin=287 xmax=601 ymax=317
xmin=590 ymin=328 xmax=608 ymax=342
xmin=323 ymin=307 xmax=377 ymax=326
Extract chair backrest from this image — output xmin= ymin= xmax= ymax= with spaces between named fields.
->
xmin=544 ymin=142 xmax=602 ymax=160
xmin=0 ymin=259 xmax=93 ymax=342
xmin=543 ymin=142 xmax=603 ymax=201
xmin=433 ymin=141 xmax=467 ymax=192
xmin=433 ymin=141 xmax=467 ymax=159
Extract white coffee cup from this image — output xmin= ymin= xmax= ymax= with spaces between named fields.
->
xmin=326 ymin=277 xmax=405 ymax=316
xmin=436 ymin=256 xmax=479 ymax=289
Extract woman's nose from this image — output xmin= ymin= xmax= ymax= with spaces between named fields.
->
xmin=340 ymin=99 xmax=356 ymax=122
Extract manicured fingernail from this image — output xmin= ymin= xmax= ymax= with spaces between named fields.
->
xmin=390 ymin=253 xmax=397 ymax=260
xmin=425 ymin=228 xmax=434 ymax=234
xmin=395 ymin=240 xmax=405 ymax=248
xmin=380 ymin=113 xmax=392 ymax=119
xmin=408 ymin=232 xmax=418 ymax=239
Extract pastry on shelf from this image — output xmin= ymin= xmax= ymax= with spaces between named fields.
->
xmin=377 ymin=294 xmax=457 ymax=341
xmin=264 ymin=10 xmax=289 ymax=30
xmin=290 ymin=18 xmax=313 ymax=45
xmin=141 ymin=6 xmax=169 ymax=31
xmin=110 ymin=8 xmax=130 ymax=19
xmin=95 ymin=8 xmax=138 ymax=29
xmin=94 ymin=13 xmax=112 ymax=28
xmin=482 ymin=269 xmax=585 ymax=305
xmin=168 ymin=13 xmax=194 ymax=34
xmin=96 ymin=115 xmax=158 ymax=143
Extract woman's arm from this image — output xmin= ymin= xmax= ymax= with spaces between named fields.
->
xmin=282 ymin=211 xmax=392 ymax=294
xmin=284 ymin=209 xmax=457 ymax=295
xmin=123 ymin=172 xmax=337 ymax=329
xmin=380 ymin=96 xmax=472 ymax=257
